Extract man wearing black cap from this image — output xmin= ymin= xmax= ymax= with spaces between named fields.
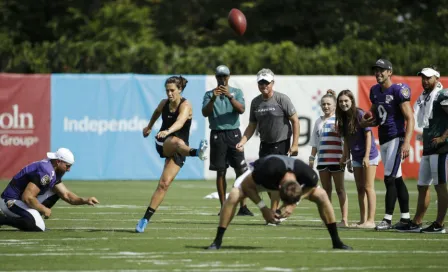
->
xmin=202 ymin=65 xmax=253 ymax=216
xmin=361 ymin=59 xmax=415 ymax=230
xmin=206 ymin=155 xmax=352 ymax=250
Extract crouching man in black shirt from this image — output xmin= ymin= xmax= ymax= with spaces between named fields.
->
xmin=207 ymin=155 xmax=352 ymax=250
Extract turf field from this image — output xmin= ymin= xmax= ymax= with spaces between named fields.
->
xmin=1 ymin=179 xmax=447 ymax=271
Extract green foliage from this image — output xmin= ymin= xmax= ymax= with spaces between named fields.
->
xmin=3 ymin=37 xmax=448 ymax=75
xmin=1 ymin=0 xmax=448 ymax=74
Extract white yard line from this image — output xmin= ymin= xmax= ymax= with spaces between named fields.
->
xmin=1 ymin=236 xmax=447 ymax=243
xmin=1 ymin=249 xmax=448 ymax=257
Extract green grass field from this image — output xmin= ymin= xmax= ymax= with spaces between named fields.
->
xmin=1 ymin=179 xmax=447 ymax=271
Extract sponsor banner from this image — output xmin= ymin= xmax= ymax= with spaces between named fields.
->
xmin=358 ymin=76 xmax=448 ymax=179
xmin=0 ymin=74 xmax=51 ymax=179
xmin=51 ymin=74 xmax=205 ymax=180
xmin=204 ymin=75 xmax=358 ymax=180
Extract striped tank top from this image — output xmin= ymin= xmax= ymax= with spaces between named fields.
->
xmin=309 ymin=115 xmax=343 ymax=165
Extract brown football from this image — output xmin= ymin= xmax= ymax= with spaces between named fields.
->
xmin=228 ymin=8 xmax=247 ymax=36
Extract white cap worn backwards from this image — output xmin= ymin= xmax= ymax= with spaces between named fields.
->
xmin=47 ymin=148 xmax=75 ymax=164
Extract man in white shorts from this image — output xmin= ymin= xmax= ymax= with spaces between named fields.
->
xmin=361 ymin=59 xmax=415 ymax=230
xmin=397 ymin=66 xmax=448 ymax=233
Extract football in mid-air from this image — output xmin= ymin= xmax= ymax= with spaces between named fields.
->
xmin=364 ymin=111 xmax=373 ymax=119
xmin=228 ymin=8 xmax=247 ymax=36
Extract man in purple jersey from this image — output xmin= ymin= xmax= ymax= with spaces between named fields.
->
xmin=0 ymin=148 xmax=99 ymax=231
xmin=361 ymin=59 xmax=415 ymax=230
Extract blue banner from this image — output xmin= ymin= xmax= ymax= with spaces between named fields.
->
xmin=51 ymin=74 xmax=206 ymax=180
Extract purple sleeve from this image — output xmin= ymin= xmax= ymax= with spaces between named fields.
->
xmin=395 ymin=83 xmax=411 ymax=103
xmin=369 ymin=87 xmax=375 ymax=104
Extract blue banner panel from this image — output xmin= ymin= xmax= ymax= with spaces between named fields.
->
xmin=51 ymin=74 xmax=206 ymax=180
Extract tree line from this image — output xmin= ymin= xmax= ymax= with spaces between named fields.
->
xmin=1 ymin=0 xmax=447 ymax=74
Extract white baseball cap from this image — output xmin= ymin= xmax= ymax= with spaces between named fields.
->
xmin=418 ymin=67 xmax=440 ymax=78
xmin=47 ymin=148 xmax=75 ymax=164
xmin=257 ymin=68 xmax=274 ymax=83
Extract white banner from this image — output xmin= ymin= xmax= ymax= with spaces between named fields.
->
xmin=204 ymin=75 xmax=359 ymax=180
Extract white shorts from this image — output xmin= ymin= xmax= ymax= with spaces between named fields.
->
xmin=352 ymin=155 xmax=380 ymax=168
xmin=380 ymin=137 xmax=403 ymax=177
xmin=0 ymin=190 xmax=56 ymax=231
xmin=417 ymin=154 xmax=448 ymax=186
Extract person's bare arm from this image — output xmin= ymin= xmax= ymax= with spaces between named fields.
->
xmin=53 ymin=183 xmax=99 ymax=206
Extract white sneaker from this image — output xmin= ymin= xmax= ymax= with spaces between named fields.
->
xmin=197 ymin=139 xmax=208 ymax=160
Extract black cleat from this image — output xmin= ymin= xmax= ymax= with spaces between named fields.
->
xmin=392 ymin=219 xmax=410 ymax=229
xmin=333 ymin=243 xmax=353 ymax=250
xmin=421 ymin=221 xmax=446 ymax=234
xmin=395 ymin=221 xmax=421 ymax=233
xmin=237 ymin=205 xmax=254 ymax=216
xmin=207 ymin=242 xmax=221 ymax=250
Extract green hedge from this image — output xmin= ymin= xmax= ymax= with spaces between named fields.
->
xmin=1 ymin=37 xmax=447 ymax=75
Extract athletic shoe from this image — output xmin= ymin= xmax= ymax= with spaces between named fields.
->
xmin=333 ymin=243 xmax=353 ymax=250
xmin=420 ymin=221 xmax=446 ymax=234
xmin=197 ymin=139 xmax=208 ymax=160
xmin=395 ymin=221 xmax=421 ymax=233
xmin=135 ymin=218 xmax=148 ymax=233
xmin=207 ymin=241 xmax=221 ymax=250
xmin=392 ymin=219 xmax=410 ymax=229
xmin=237 ymin=205 xmax=254 ymax=216
xmin=375 ymin=220 xmax=392 ymax=231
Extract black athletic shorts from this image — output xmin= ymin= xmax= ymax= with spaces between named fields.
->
xmin=259 ymin=138 xmax=291 ymax=158
xmin=155 ymin=140 xmax=186 ymax=168
xmin=316 ymin=164 xmax=344 ymax=172
xmin=209 ymin=129 xmax=247 ymax=171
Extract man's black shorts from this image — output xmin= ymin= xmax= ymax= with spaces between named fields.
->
xmin=259 ymin=138 xmax=291 ymax=158
xmin=209 ymin=129 xmax=247 ymax=171
xmin=155 ymin=141 xmax=186 ymax=168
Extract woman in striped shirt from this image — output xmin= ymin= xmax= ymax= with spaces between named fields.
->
xmin=309 ymin=90 xmax=348 ymax=227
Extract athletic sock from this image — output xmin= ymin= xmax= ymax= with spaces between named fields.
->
xmin=143 ymin=207 xmax=156 ymax=221
xmin=383 ymin=214 xmax=392 ymax=224
xmin=326 ymin=223 xmax=343 ymax=248
xmin=214 ymin=226 xmax=226 ymax=244
xmin=189 ymin=148 xmax=198 ymax=157
xmin=384 ymin=176 xmax=398 ymax=215
xmin=395 ymin=177 xmax=410 ymax=213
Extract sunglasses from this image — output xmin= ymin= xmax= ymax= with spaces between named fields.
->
xmin=258 ymin=80 xmax=272 ymax=85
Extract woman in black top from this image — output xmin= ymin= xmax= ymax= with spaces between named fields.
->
xmin=135 ymin=75 xmax=208 ymax=233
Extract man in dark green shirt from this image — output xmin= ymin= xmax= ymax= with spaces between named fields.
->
xmin=202 ymin=65 xmax=253 ymax=216
xmin=397 ymin=66 xmax=448 ymax=233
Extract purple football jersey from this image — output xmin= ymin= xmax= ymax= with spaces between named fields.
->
xmin=369 ymin=83 xmax=411 ymax=144
xmin=347 ymin=109 xmax=379 ymax=162
xmin=1 ymin=159 xmax=58 ymax=200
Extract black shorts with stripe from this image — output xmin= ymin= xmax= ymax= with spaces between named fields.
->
xmin=209 ymin=129 xmax=247 ymax=171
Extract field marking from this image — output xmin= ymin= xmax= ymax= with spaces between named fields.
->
xmin=2 ymin=249 xmax=448 ymax=257
xmin=45 ymin=218 xmax=322 ymax=223
xmin=1 ymin=236 xmax=447 ymax=244
xmin=0 ymin=267 xmax=447 ymax=272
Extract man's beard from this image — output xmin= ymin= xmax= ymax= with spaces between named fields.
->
xmin=424 ymin=82 xmax=437 ymax=92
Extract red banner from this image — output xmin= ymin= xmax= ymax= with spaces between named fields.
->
xmin=0 ymin=74 xmax=51 ymax=179
xmin=358 ymin=76 xmax=448 ymax=179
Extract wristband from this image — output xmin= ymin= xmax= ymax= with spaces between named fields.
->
xmin=257 ymin=200 xmax=267 ymax=209
xmin=309 ymin=155 xmax=315 ymax=161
